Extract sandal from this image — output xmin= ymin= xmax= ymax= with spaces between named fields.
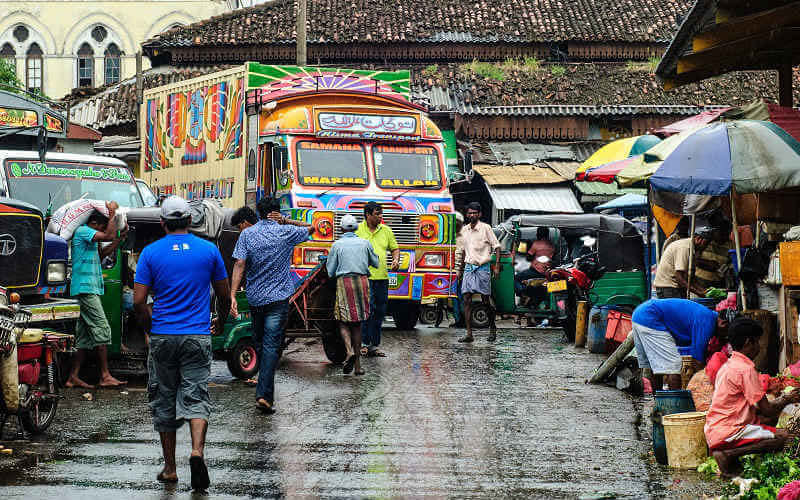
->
xmin=457 ymin=335 xmax=474 ymax=343
xmin=360 ymin=347 xmax=368 ymax=356
xmin=157 ymin=472 xmax=178 ymax=483
xmin=343 ymin=354 xmax=355 ymax=374
xmin=244 ymin=378 xmax=258 ymax=387
xmin=256 ymin=398 xmax=275 ymax=414
xmin=355 ymin=368 xmax=365 ymax=376
xmin=367 ymin=349 xmax=386 ymax=357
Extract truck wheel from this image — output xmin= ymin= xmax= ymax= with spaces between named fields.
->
xmin=321 ymin=329 xmax=347 ymax=364
xmin=419 ymin=305 xmax=438 ymax=325
xmin=226 ymin=339 xmax=259 ymax=380
xmin=391 ymin=302 xmax=420 ymax=330
xmin=469 ymin=303 xmax=492 ymax=329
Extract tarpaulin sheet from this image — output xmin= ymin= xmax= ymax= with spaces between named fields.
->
xmin=653 ymin=108 xmax=730 ymax=137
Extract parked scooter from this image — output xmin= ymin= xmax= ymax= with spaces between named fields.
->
xmin=544 ymin=250 xmax=607 ymax=342
xmin=0 ymin=289 xmax=72 ymax=437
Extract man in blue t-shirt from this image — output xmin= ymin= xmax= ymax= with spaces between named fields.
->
xmin=67 ymin=202 xmax=126 ymax=389
xmin=631 ymin=298 xmax=730 ymax=391
xmin=134 ymin=196 xmax=231 ymax=491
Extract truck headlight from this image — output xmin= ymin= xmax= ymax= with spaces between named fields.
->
xmin=423 ymin=253 xmax=443 ymax=267
xmin=47 ymin=261 xmax=66 ymax=284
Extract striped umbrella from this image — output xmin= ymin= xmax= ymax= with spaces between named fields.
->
xmin=576 ymin=134 xmax=661 ymax=180
xmin=615 ymin=126 xmax=705 ymax=187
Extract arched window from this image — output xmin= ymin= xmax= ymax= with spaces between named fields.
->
xmin=77 ymin=42 xmax=93 ymax=87
xmin=0 ymin=43 xmax=14 ymax=70
xmin=25 ymin=43 xmax=42 ymax=93
xmin=104 ymin=43 xmax=120 ymax=85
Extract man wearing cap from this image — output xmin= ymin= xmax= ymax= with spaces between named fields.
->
xmin=326 ymin=214 xmax=379 ymax=376
xmin=653 ymin=227 xmax=713 ymax=298
xmin=134 ymin=196 xmax=232 ymax=491
xmin=230 ymin=196 xmax=314 ymax=414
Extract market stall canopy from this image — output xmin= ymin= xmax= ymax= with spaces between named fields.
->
xmin=652 ymin=108 xmax=731 ymax=137
xmin=576 ymin=135 xmax=661 ymax=179
xmin=594 ymin=193 xmax=648 ymax=212
xmin=616 ymin=126 xmax=705 ymax=187
xmin=485 ymin=184 xmax=582 ymax=214
xmin=650 ymin=120 xmax=800 ymax=197
xmin=583 ymin=156 xmax=640 ymax=184
xmin=473 ymin=164 xmax=569 ymax=185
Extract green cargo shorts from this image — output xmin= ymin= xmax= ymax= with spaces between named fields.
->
xmin=147 ymin=335 xmax=212 ymax=432
xmin=75 ymin=294 xmax=112 ymax=350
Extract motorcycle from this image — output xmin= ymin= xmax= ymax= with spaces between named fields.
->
xmin=544 ymin=250 xmax=607 ymax=342
xmin=0 ymin=290 xmax=72 ymax=437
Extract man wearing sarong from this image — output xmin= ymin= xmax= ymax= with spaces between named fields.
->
xmin=705 ymin=318 xmax=800 ymax=477
xmin=457 ymin=202 xmax=500 ymax=343
xmin=326 ymin=215 xmax=379 ymax=376
xmin=631 ymin=298 xmax=728 ymax=390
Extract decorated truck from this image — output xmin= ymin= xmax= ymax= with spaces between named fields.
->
xmin=141 ymin=63 xmax=457 ymax=328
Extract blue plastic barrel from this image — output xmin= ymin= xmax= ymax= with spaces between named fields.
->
xmin=587 ymin=305 xmax=612 ymax=354
xmin=652 ymin=390 xmax=696 ymax=465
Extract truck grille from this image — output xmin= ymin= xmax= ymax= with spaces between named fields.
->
xmin=0 ymin=212 xmax=43 ymax=288
xmin=334 ymin=211 xmax=419 ymax=245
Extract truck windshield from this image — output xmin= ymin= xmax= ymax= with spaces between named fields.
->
xmin=296 ymin=142 xmax=367 ymax=186
xmin=4 ymin=159 xmax=143 ymax=212
xmin=373 ymin=145 xmax=441 ymax=189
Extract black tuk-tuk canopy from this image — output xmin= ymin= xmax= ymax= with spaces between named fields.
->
xmin=497 ymin=214 xmax=645 ymax=272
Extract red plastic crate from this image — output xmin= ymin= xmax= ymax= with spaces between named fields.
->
xmin=605 ymin=310 xmax=632 ymax=354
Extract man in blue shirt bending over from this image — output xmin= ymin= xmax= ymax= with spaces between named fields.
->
xmin=134 ymin=196 xmax=231 ymax=492
xmin=631 ymin=298 xmax=730 ymax=391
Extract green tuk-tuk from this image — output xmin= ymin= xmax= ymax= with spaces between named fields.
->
xmin=492 ymin=214 xmax=648 ymax=328
xmin=96 ymin=206 xmax=256 ymax=378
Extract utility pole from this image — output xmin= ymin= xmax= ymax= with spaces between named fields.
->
xmin=296 ymin=0 xmax=307 ymax=66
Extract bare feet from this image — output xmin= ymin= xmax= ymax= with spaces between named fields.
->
xmin=98 ymin=375 xmax=127 ymax=388
xmin=156 ymin=468 xmax=178 ymax=483
xmin=65 ymin=376 xmax=95 ymax=389
xmin=713 ymin=450 xmax=742 ymax=478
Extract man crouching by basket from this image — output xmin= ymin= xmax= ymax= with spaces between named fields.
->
xmin=705 ymin=318 xmax=800 ymax=478
xmin=326 ymin=214 xmax=379 ymax=376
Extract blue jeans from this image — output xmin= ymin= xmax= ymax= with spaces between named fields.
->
xmin=251 ymin=299 xmax=289 ymax=404
xmin=362 ymin=279 xmax=388 ymax=349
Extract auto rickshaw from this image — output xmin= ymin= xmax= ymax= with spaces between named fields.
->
xmin=492 ymin=214 xmax=648 ymax=332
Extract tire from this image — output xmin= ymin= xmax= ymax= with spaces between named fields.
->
xmin=226 ymin=339 xmax=259 ymax=380
xmin=20 ymin=385 xmax=59 ymax=434
xmin=419 ymin=305 xmax=438 ymax=325
xmin=469 ymin=303 xmax=492 ymax=330
xmin=391 ymin=301 xmax=420 ymax=330
xmin=321 ymin=328 xmax=347 ymax=364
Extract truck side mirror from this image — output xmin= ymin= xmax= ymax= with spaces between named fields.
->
xmin=273 ymin=146 xmax=290 ymax=185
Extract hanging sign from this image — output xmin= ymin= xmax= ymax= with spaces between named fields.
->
xmin=0 ymin=108 xmax=38 ymax=128
xmin=44 ymin=113 xmax=65 ymax=133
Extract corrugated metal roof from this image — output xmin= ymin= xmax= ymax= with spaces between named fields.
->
xmin=575 ymin=182 xmax=647 ymax=196
xmin=488 ymin=141 xmax=576 ymax=165
xmin=475 ymin=164 xmax=568 ymax=185
xmin=486 ymin=184 xmax=583 ymax=213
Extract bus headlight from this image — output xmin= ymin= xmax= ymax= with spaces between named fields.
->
xmin=303 ymin=249 xmax=328 ymax=265
xmin=47 ymin=261 xmax=67 ymax=284
xmin=418 ymin=252 xmax=446 ymax=268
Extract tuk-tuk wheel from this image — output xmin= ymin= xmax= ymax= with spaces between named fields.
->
xmin=469 ymin=303 xmax=492 ymax=330
xmin=226 ymin=339 xmax=259 ymax=380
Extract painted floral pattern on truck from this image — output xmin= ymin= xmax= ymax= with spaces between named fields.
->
xmin=144 ymin=77 xmax=244 ymax=172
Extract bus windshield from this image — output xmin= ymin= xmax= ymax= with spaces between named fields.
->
xmin=4 ymin=159 xmax=143 ymax=212
xmin=373 ymin=145 xmax=441 ymax=189
xmin=296 ymin=142 xmax=367 ymax=187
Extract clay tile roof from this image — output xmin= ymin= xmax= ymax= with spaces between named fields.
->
xmin=146 ymin=0 xmax=694 ymax=48
xmin=67 ymin=65 xmax=231 ymax=130
xmin=414 ymin=62 xmax=800 ymax=111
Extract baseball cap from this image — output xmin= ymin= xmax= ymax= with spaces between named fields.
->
xmin=454 ymin=211 xmax=464 ymax=223
xmin=160 ymin=196 xmax=191 ymax=220
xmin=340 ymin=214 xmax=358 ymax=231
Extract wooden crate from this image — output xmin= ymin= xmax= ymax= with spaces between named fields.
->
xmin=780 ymin=242 xmax=800 ymax=286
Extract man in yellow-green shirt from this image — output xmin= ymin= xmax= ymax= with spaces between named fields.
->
xmin=356 ymin=202 xmax=400 ymax=357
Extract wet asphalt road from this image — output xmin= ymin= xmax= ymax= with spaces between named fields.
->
xmin=0 ymin=324 xmax=724 ymax=499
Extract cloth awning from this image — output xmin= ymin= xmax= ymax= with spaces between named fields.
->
xmin=486 ymin=184 xmax=583 ymax=213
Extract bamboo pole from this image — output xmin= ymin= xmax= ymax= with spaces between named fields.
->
xmin=730 ymin=190 xmax=747 ymax=310
xmin=687 ymin=214 xmax=696 ymax=299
